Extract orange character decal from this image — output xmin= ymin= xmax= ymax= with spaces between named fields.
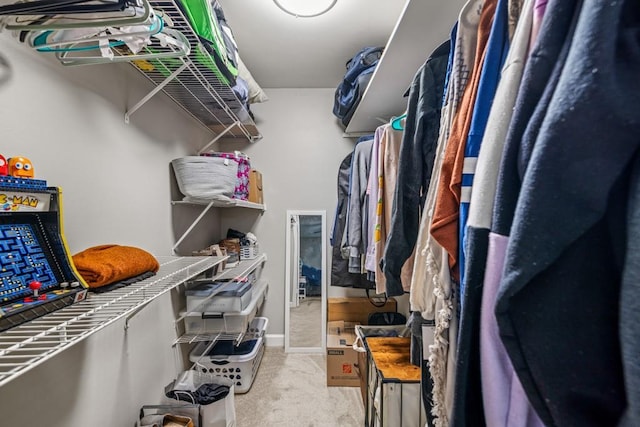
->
xmin=8 ymin=157 xmax=34 ymax=179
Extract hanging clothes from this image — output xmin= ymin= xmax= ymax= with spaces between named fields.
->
xmin=414 ymin=1 xmax=488 ymax=425
xmin=430 ymin=0 xmax=497 ymax=285
xmin=373 ymin=124 xmax=413 ymax=294
xmin=377 ymin=38 xmax=451 ymax=427
xmin=495 ymin=0 xmax=640 ymax=424
xmin=364 ymin=126 xmax=384 ymax=281
xmin=450 ymin=0 xmax=535 ymax=425
xmin=458 ymin=0 xmax=510 ymax=301
xmin=409 ymin=21 xmax=458 ymax=322
xmin=527 ymin=0 xmax=548 ymax=55
xmin=508 ymin=0 xmax=525 ymax=40
xmin=480 ymin=0 xmax=581 ymax=423
xmin=620 ymin=153 xmax=640 ymax=427
xmin=382 ymin=40 xmax=450 ymax=298
xmin=330 ymin=150 xmax=370 ymax=288
xmin=346 ymin=137 xmax=375 ymax=273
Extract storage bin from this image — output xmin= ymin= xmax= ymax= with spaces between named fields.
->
xmin=186 ymin=280 xmax=252 ymax=313
xmin=184 ymin=281 xmax=268 ymax=334
xmin=190 ymin=317 xmax=268 ymax=393
xmin=162 ymin=371 xmax=236 ymax=427
xmin=138 ymin=404 xmax=201 ymax=427
xmin=171 ymin=156 xmax=238 ymax=202
xmin=352 ymin=324 xmax=411 ymax=406
xmin=364 ymin=337 xmax=425 ymax=427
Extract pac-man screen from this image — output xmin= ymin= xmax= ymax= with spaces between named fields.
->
xmin=0 ymin=224 xmax=57 ymax=302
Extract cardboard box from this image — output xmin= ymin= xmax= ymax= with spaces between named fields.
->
xmin=248 ymin=170 xmax=263 ymax=204
xmin=328 ymin=297 xmax=397 ymax=325
xmin=326 ymin=320 xmax=360 ymax=387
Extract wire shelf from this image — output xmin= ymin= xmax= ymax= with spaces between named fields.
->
xmin=126 ymin=0 xmax=261 ymax=142
xmin=174 ymin=256 xmax=268 ymax=346
xmin=0 ymin=255 xmax=224 ymax=387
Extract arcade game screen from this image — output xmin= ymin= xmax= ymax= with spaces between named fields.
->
xmin=0 ymin=223 xmax=58 ymax=302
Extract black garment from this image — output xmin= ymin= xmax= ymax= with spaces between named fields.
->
xmin=167 ymin=383 xmax=231 ymax=405
xmin=88 ymin=271 xmax=156 ymax=293
xmin=451 ymin=0 xmax=581 ymax=425
xmin=496 ymin=0 xmax=640 ymax=424
xmin=382 ymin=40 xmax=450 ymax=297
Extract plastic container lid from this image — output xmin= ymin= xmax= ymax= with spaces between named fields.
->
xmin=186 ymin=280 xmax=251 ymax=297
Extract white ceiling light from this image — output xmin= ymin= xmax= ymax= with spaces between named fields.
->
xmin=272 ymin=0 xmax=338 ymax=18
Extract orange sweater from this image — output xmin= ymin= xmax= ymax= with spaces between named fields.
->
xmin=73 ymin=244 xmax=159 ymax=288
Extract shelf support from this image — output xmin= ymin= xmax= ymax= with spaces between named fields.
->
xmin=172 ymin=201 xmax=215 ymax=253
xmin=124 ymin=62 xmax=190 ymax=124
xmin=197 ymin=121 xmax=240 ymax=154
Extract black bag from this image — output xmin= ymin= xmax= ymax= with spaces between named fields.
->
xmin=333 ymin=46 xmax=384 ymax=127
xmin=367 ymin=311 xmax=407 ymax=326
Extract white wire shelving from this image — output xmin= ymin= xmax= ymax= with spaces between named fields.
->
xmin=171 ymin=199 xmax=265 ymax=254
xmin=125 ymin=0 xmax=262 ymax=145
xmin=0 ymin=255 xmax=224 ymax=388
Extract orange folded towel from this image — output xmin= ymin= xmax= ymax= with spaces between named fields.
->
xmin=72 ymin=244 xmax=160 ymax=289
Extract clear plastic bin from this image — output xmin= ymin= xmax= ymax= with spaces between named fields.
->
xmin=184 ymin=280 xmax=268 ymax=334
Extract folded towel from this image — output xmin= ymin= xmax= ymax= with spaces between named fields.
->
xmin=72 ymin=244 xmax=159 ymax=289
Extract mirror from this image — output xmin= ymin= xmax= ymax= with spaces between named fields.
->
xmin=285 ymin=210 xmax=327 ymax=353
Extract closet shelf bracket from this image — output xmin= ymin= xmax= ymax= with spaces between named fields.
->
xmin=197 ymin=121 xmax=240 ymax=154
xmin=125 ymin=61 xmax=190 ymax=124
xmin=172 ymin=201 xmax=215 ymax=254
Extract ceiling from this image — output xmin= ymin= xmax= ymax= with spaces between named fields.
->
xmin=218 ymin=0 xmax=407 ymax=88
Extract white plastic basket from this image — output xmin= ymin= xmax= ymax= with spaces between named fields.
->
xmin=190 ymin=318 xmax=268 ymax=394
xmin=239 ymin=244 xmax=259 ymax=260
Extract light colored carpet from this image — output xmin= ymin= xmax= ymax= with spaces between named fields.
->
xmin=289 ymin=297 xmax=322 ymax=348
xmin=235 ymin=348 xmax=363 ymax=427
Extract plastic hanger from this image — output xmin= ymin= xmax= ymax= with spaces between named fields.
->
xmin=55 ymin=26 xmax=190 ymax=65
xmin=390 ymin=113 xmax=406 ymax=131
xmin=28 ymin=11 xmax=163 ymax=53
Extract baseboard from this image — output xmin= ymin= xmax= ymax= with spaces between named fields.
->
xmin=265 ymin=334 xmax=284 ymax=347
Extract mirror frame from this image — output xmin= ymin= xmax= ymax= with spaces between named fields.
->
xmin=284 ymin=210 xmax=327 ymax=353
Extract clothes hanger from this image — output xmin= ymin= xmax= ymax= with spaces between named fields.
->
xmin=28 ymin=10 xmax=163 ymax=53
xmin=55 ymin=26 xmax=190 ymax=65
xmin=390 ymin=113 xmax=407 ymax=131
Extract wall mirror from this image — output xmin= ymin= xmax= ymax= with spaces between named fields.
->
xmin=284 ymin=210 xmax=327 ymax=353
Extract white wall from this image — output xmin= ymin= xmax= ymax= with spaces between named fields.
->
xmin=220 ymin=88 xmax=369 ymax=339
